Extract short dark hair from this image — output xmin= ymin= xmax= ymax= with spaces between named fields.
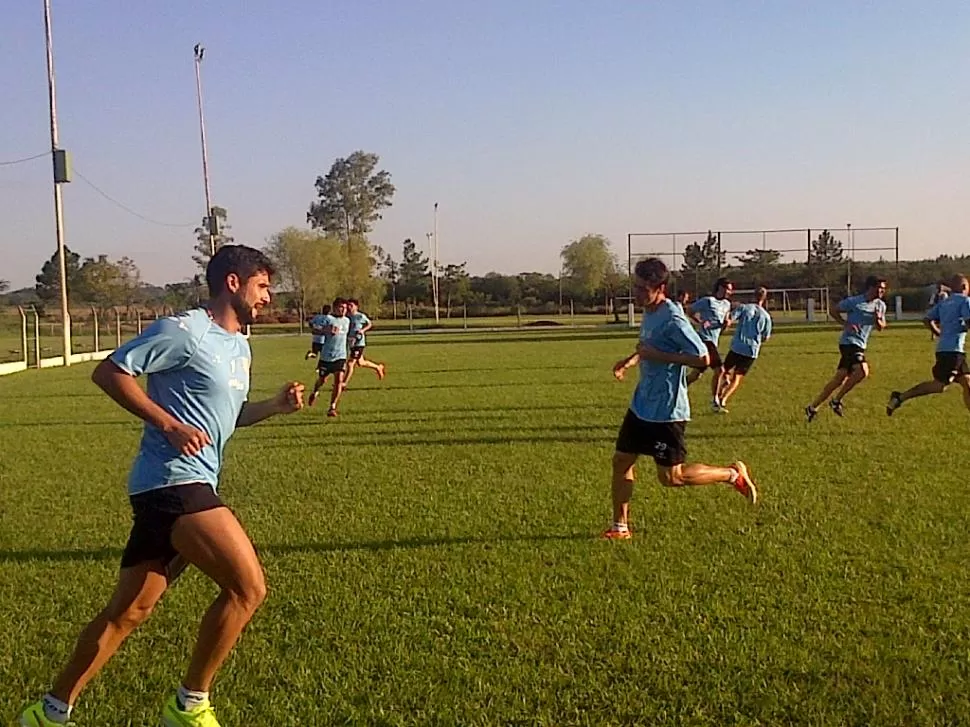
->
xmin=205 ymin=245 xmax=275 ymax=297
xmin=713 ymin=277 xmax=732 ymax=294
xmin=332 ymin=297 xmax=347 ymax=308
xmin=321 ymin=304 xmax=331 ymax=315
xmin=676 ymin=289 xmax=690 ymax=300
xmin=864 ymin=275 xmax=887 ymax=290
xmin=633 ymin=258 xmax=669 ymax=288
xmin=348 ymin=298 xmax=359 ymax=306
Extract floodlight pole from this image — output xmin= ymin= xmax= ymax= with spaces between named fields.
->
xmin=846 ymin=222 xmax=852 ymax=295
xmin=44 ymin=0 xmax=72 ymax=365
xmin=194 ymin=43 xmax=215 ymax=256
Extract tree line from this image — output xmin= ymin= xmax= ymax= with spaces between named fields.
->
xmin=3 ymin=149 xmax=965 ymax=318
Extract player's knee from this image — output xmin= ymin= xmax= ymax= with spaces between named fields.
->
xmin=107 ymin=597 xmax=157 ymax=632
xmin=612 ymin=451 xmax=636 ymax=476
xmin=656 ymin=467 xmax=682 ymax=487
xmin=227 ymin=570 xmax=268 ymax=613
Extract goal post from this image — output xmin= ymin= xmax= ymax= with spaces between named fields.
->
xmin=731 ymin=287 xmax=830 ymax=322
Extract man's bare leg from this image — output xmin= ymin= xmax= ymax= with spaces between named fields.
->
xmin=810 ymin=371 xmax=848 ymax=410
xmin=833 ymin=363 xmax=869 ymax=403
xmin=719 ymin=372 xmax=744 ymax=407
xmin=610 ymin=452 xmax=638 ymax=527
xmin=357 ymin=356 xmax=386 ymax=380
xmin=48 ymin=562 xmax=169 ymax=706
xmin=328 ymin=371 xmax=346 ymax=414
xmin=171 ymin=507 xmax=267 ymax=693
xmin=308 ymin=374 xmax=328 ymax=406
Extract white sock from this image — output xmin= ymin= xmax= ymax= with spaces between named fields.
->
xmin=42 ymin=693 xmax=72 ymax=723
xmin=728 ymin=468 xmax=739 ymax=484
xmin=612 ymin=521 xmax=629 ymax=532
xmin=177 ymin=685 xmax=209 ymax=712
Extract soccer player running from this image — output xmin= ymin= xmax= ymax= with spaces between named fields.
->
xmin=686 ymin=277 xmax=735 ymax=412
xmin=603 ymin=258 xmax=758 ymax=540
xmin=716 ymin=287 xmax=773 ymax=413
xmin=805 ymin=275 xmax=888 ymax=422
xmin=344 ymin=299 xmax=386 ymax=386
xmin=308 ymin=297 xmax=350 ymax=416
xmin=18 ymin=246 xmax=304 ymax=727
xmin=887 ymin=274 xmax=970 ymax=416
xmin=304 ymin=303 xmax=331 ymax=360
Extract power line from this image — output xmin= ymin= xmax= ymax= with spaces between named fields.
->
xmin=73 ymin=167 xmax=196 ymax=228
xmin=0 ymin=151 xmax=48 ymax=166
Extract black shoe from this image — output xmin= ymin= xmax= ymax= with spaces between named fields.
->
xmin=805 ymin=405 xmax=817 ymax=423
xmin=886 ymin=391 xmax=903 ymax=416
xmin=829 ymin=399 xmax=845 ymax=417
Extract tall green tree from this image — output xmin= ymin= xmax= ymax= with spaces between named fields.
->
xmin=810 ymin=230 xmax=843 ymax=264
xmin=307 ymin=151 xmax=396 ymax=242
xmin=76 ymin=255 xmax=139 ymax=312
xmin=35 ymin=246 xmax=82 ymax=309
xmin=398 ymin=238 xmax=430 ymax=302
xmin=738 ymin=249 xmax=782 ymax=267
xmin=561 ymin=233 xmax=616 ymax=300
xmin=192 ymin=206 xmax=234 ymax=272
xmin=440 ymin=262 xmax=471 ymax=314
xmin=264 ymin=228 xmax=345 ymax=322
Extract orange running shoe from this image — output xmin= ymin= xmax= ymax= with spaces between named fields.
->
xmin=732 ymin=461 xmax=758 ymax=504
xmin=600 ymin=527 xmax=632 ymax=540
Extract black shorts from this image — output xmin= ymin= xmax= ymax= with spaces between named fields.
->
xmin=933 ymin=352 xmax=969 ymax=384
xmin=121 ymin=483 xmax=224 ymax=575
xmin=317 ymin=358 xmax=347 ymax=376
xmin=349 ymin=346 xmax=365 ymax=362
xmin=837 ymin=344 xmax=867 ymax=372
xmin=615 ymin=410 xmax=687 ymax=467
xmin=310 ymin=340 xmax=323 ymax=354
xmin=696 ymin=341 xmax=722 ymax=371
xmin=723 ymin=350 xmax=756 ymax=375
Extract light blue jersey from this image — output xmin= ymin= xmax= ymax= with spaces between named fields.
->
xmin=349 ymin=312 xmax=371 ymax=348
xmin=631 ymin=299 xmax=708 ymax=423
xmin=109 ymin=308 xmax=251 ymax=496
xmin=729 ymin=303 xmax=773 ymax=359
xmin=838 ymin=294 xmax=886 ymax=349
xmin=690 ymin=296 xmax=732 ymax=344
xmin=926 ymin=293 xmax=970 ymax=353
xmin=309 ymin=314 xmax=328 ymax=344
xmin=320 ymin=314 xmax=350 ymax=362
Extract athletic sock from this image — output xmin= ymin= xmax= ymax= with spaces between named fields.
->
xmin=728 ymin=469 xmax=740 ymax=484
xmin=176 ymin=686 xmax=209 ymax=712
xmin=612 ymin=522 xmax=629 ymax=532
xmin=42 ymin=693 xmax=72 ymax=723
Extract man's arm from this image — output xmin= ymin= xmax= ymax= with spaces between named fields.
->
xmin=92 ymin=359 xmax=211 ymax=455
xmin=236 ymin=381 xmax=305 ymax=427
xmin=613 ymin=352 xmax=640 ymax=381
xmin=637 ymin=343 xmax=708 ymax=369
xmin=828 ymin=303 xmax=847 ymax=326
xmin=874 ymin=307 xmax=888 ymax=331
xmin=923 ymin=317 xmax=941 ymax=337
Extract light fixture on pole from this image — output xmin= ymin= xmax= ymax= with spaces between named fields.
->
xmin=43 ymin=0 xmax=72 ymax=365
xmin=194 ymin=43 xmax=215 ymax=256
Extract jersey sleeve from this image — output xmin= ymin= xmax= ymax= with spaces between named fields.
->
xmin=730 ymin=307 xmax=742 ymax=322
xmin=763 ymin=313 xmax=773 ymax=340
xmin=669 ymin=314 xmax=707 ymax=357
xmin=837 ymin=296 xmax=854 ymax=312
xmin=110 ymin=316 xmax=199 ymax=376
xmin=360 ymin=314 xmax=371 ymax=327
xmin=925 ymin=303 xmax=940 ymax=322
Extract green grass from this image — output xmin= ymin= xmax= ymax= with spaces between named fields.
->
xmin=1 ymin=326 xmax=968 ymax=726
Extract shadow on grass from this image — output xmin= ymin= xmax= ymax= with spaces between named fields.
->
xmin=0 ymin=532 xmax=594 ymax=564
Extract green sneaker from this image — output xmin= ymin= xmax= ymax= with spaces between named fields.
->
xmin=160 ymin=696 xmax=222 ymax=727
xmin=18 ymin=700 xmax=75 ymax=726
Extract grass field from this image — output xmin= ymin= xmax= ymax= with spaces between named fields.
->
xmin=1 ymin=325 xmax=969 ymax=726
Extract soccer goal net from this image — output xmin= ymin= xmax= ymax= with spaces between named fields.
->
xmin=732 ymin=287 xmax=830 ymax=322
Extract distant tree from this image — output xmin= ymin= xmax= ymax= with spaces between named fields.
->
xmin=810 ymin=229 xmax=844 ymax=264
xmin=440 ymin=262 xmax=471 ymax=314
xmin=35 ymin=246 xmax=82 ymax=309
xmin=307 ymin=151 xmax=396 ymax=244
xmin=681 ymin=231 xmax=724 ymax=273
xmin=561 ymin=233 xmax=616 ymax=300
xmin=0 ymin=279 xmax=9 ymax=294
xmin=398 ymin=238 xmax=430 ymax=302
xmin=264 ymin=227 xmax=345 ymax=322
xmin=192 ymin=205 xmax=234 ymax=272
xmin=738 ymin=249 xmax=782 ymax=267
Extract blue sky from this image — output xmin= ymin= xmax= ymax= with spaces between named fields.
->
xmin=2 ymin=1 xmax=968 ymax=289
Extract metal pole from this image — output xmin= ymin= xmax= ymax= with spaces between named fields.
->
xmin=194 ymin=43 xmax=215 ymax=257
xmin=43 ymin=0 xmax=72 ymax=367
xmin=32 ymin=306 xmax=41 ymax=368
xmin=626 ymin=233 xmax=633 ymax=301
xmin=18 ymin=306 xmax=27 ymax=367
xmin=92 ymin=306 xmax=99 ymax=352
xmin=895 ymin=227 xmax=900 ymax=282
xmin=433 ymin=202 xmax=440 ymax=324
xmin=846 ymin=222 xmax=852 ymax=296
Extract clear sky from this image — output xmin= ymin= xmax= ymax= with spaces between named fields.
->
xmin=2 ymin=0 xmax=968 ymax=289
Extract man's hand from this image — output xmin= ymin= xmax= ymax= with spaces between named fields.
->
xmin=275 ymin=381 xmax=305 ymax=414
xmin=164 ymin=422 xmax=212 ymax=456
xmin=613 ymin=360 xmax=628 ymax=381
